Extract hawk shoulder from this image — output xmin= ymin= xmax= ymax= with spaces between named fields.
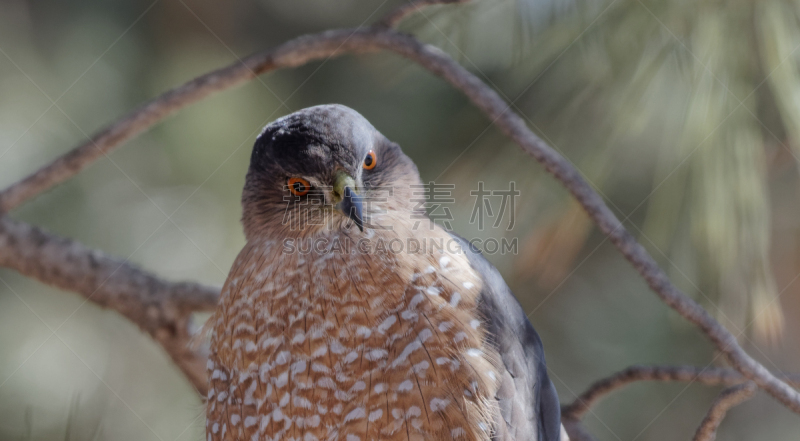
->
xmin=450 ymin=234 xmax=562 ymax=441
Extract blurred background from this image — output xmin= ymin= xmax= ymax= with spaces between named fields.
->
xmin=1 ymin=0 xmax=800 ymax=439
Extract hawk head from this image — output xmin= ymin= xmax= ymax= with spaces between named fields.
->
xmin=242 ymin=104 xmax=422 ymax=239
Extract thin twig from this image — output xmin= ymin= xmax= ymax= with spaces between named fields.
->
xmin=562 ymin=365 xmax=800 ymax=420
xmin=692 ymin=383 xmax=757 ymax=441
xmin=0 ymin=1 xmax=799 ymax=417
xmin=0 ymin=216 xmax=217 ymax=392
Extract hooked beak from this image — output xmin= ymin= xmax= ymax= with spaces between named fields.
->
xmin=333 ymin=171 xmax=364 ymax=232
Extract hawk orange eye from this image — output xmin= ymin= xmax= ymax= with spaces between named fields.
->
xmin=363 ymin=150 xmax=377 ymax=170
xmin=287 ymin=177 xmax=311 ymax=196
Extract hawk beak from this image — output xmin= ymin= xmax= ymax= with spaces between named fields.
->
xmin=333 ymin=172 xmax=364 ymax=232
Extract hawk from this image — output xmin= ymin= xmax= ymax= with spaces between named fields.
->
xmin=206 ymin=105 xmax=563 ymax=441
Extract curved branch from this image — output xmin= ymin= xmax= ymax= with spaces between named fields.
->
xmin=692 ymin=383 xmax=757 ymax=441
xmin=0 ymin=28 xmax=377 ymax=214
xmin=0 ymin=2 xmax=463 ymax=214
xmin=0 ymin=216 xmax=218 ymax=392
xmin=562 ymin=365 xmax=800 ymax=420
xmin=1 ymin=7 xmax=799 ymax=415
xmin=372 ymin=31 xmax=800 ymax=414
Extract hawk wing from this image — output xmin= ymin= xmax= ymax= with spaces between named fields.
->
xmin=453 ymin=235 xmax=562 ymax=441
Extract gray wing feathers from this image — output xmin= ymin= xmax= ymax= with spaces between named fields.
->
xmin=452 ymin=235 xmax=561 ymax=441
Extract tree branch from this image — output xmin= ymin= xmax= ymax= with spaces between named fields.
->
xmin=692 ymin=383 xmax=757 ymax=441
xmin=0 ymin=3 xmax=462 ymax=214
xmin=374 ymin=30 xmax=800 ymax=415
xmin=0 ymin=28 xmax=378 ymax=214
xmin=1 ymin=0 xmax=799 ymax=421
xmin=561 ymin=365 xmax=797 ymax=440
xmin=562 ymin=365 xmax=800 ymax=420
xmin=0 ymin=216 xmax=218 ymax=392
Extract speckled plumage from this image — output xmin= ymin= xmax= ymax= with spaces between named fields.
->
xmin=206 ymin=105 xmax=562 ymax=441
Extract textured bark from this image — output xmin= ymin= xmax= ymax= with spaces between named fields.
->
xmin=562 ymin=365 xmax=800 ymax=420
xmin=0 ymin=217 xmax=217 ymax=392
xmin=692 ymin=383 xmax=757 ymax=441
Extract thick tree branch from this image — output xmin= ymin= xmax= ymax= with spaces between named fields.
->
xmin=0 ymin=0 xmax=799 ymax=420
xmin=692 ymin=383 xmax=757 ymax=441
xmin=0 ymin=216 xmax=218 ymax=392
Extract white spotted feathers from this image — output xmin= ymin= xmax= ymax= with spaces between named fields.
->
xmin=206 ymin=225 xmax=500 ymax=441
